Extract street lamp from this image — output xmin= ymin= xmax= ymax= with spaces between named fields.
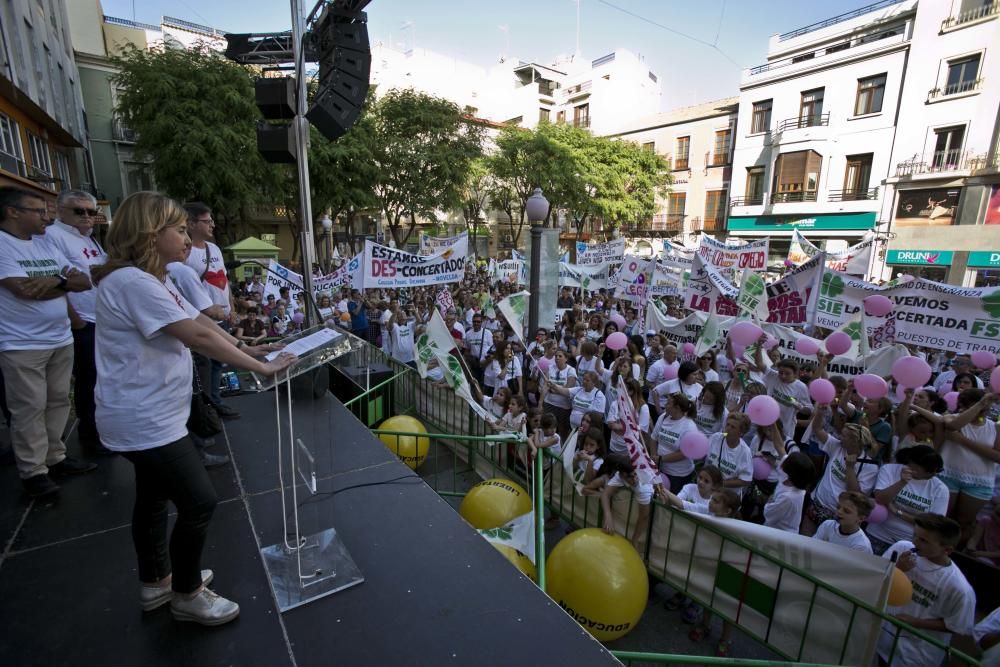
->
xmin=525 ymin=187 xmax=550 ymax=339
xmin=320 ymin=213 xmax=333 ymax=271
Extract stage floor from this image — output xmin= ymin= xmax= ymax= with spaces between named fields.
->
xmin=0 ymin=390 xmax=618 ymax=666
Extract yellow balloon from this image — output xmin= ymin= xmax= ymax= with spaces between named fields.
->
xmin=492 ymin=544 xmax=536 ymax=582
xmin=545 ymin=528 xmax=648 ymax=642
xmin=459 ymin=478 xmax=532 ymax=529
xmin=377 ymin=415 xmax=429 ymax=470
xmin=888 ymin=567 xmax=913 ymax=607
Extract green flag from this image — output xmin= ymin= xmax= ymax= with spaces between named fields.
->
xmin=736 ymin=268 xmax=769 ymax=322
xmin=497 ymin=290 xmax=530 ymax=347
xmin=695 ymin=311 xmax=722 ymax=357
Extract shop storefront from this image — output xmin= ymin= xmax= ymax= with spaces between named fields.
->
xmin=728 ymin=212 xmax=876 ymax=273
xmin=969 ymin=251 xmax=1000 ymax=287
xmin=885 ymin=249 xmax=952 ymax=283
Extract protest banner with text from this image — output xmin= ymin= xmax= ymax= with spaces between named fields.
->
xmin=363 ymin=237 xmax=468 ymax=288
xmin=576 ymin=238 xmax=626 ymax=266
xmin=697 ymin=234 xmax=769 ymax=271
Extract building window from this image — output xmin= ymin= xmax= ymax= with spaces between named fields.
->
xmin=932 ymin=125 xmax=965 ymax=169
xmin=745 ymin=166 xmax=765 ymax=204
xmin=826 ymin=41 xmax=851 ymax=54
xmin=750 ymin=100 xmax=772 ymax=133
xmin=54 ymin=151 xmax=72 ymax=189
xmin=854 ymin=74 xmax=886 ymax=115
xmin=27 ymin=131 xmax=53 ymax=184
xmin=668 ymin=192 xmax=686 ymax=218
xmin=0 ymin=112 xmax=26 ymax=177
xmin=123 ymin=161 xmax=155 ymax=196
xmin=539 ymin=107 xmax=550 ymax=123
xmin=944 ymin=54 xmax=981 ymax=95
xmin=842 ymin=154 xmax=873 ymax=198
xmin=772 ymin=150 xmax=823 ymax=202
xmin=712 ymin=129 xmax=731 ymax=166
xmin=573 ymin=104 xmax=590 ymax=128
xmin=674 ymin=136 xmax=690 ymax=170
xmin=799 ymin=88 xmax=824 ymax=125
xmin=556 ymin=110 xmax=566 ymax=124
xmin=260 ymin=233 xmax=277 ymax=245
xmin=704 ymin=190 xmax=726 ymax=226
xmin=642 ymin=141 xmax=655 ymax=152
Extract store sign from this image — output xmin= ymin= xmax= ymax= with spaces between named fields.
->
xmin=969 ymin=251 xmax=1000 ymax=268
xmin=727 ymin=212 xmax=876 ymax=232
xmin=886 ymin=250 xmax=954 ymax=266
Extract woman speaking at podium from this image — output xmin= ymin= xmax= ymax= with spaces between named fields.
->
xmin=92 ymin=192 xmax=295 ymax=626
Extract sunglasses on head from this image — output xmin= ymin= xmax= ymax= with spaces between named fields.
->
xmin=71 ymin=207 xmax=99 ymax=217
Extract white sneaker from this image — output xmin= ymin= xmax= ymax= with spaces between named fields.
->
xmin=139 ymin=569 xmax=214 ymax=611
xmin=170 ymin=587 xmax=240 ymax=626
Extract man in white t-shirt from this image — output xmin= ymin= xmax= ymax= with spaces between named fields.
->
xmin=463 ymin=312 xmax=494 ymax=384
xmin=760 ymin=358 xmax=812 ymax=441
xmin=0 ymin=187 xmax=97 ymax=497
xmin=43 ymin=190 xmax=108 ymax=454
xmin=182 ymin=202 xmax=237 ymax=418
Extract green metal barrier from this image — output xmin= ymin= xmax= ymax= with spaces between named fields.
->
xmin=332 ymin=346 xmax=983 ymax=666
xmin=610 ymin=653 xmax=840 ymax=666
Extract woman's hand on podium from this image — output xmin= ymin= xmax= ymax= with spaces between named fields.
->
xmin=258 ymin=352 xmax=297 ymax=376
xmin=242 ymin=341 xmax=286 ymax=359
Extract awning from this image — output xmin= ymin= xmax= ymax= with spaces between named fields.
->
xmin=727 ymin=212 xmax=876 ymax=233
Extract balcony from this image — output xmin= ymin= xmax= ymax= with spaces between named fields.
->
xmin=776 ymin=113 xmax=829 ymax=132
xmin=672 ymin=156 xmax=690 ymax=171
xmin=772 ymin=191 xmax=818 ymax=204
xmin=693 ymin=216 xmax=728 ymax=233
xmin=561 ymin=80 xmax=592 ymax=99
xmin=572 ymin=117 xmax=591 ymax=129
xmin=112 ymin=117 xmax=137 ymax=143
xmin=537 ymin=81 xmax=558 ymax=98
xmin=894 ymin=150 xmax=993 ymax=177
xmin=778 ymin=0 xmax=907 ymax=40
xmin=827 ymin=187 xmax=879 ymax=201
xmin=705 ymin=151 xmax=730 ymax=168
xmin=927 ymin=78 xmax=983 ymax=101
xmin=941 ymin=0 xmax=999 ymax=30
xmin=622 ymin=214 xmax=684 ymax=238
xmin=729 ymin=195 xmax=764 ymax=207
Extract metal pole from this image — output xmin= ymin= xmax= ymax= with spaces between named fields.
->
xmin=528 ymin=222 xmax=542 ymax=339
xmin=291 ymin=0 xmax=317 ymax=326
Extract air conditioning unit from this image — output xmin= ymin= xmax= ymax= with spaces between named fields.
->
xmin=502 ymin=233 xmax=513 ymax=243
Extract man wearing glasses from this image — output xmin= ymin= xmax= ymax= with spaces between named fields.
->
xmin=44 ymin=190 xmax=107 ymax=455
xmin=0 ymin=187 xmax=96 ymax=497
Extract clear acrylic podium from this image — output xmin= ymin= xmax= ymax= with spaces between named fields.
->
xmin=251 ymin=324 xmax=366 ymax=612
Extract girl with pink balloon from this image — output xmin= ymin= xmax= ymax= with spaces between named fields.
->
xmin=651 ymin=393 xmax=700 ymax=493
xmin=705 ymin=412 xmax=754 ymax=497
xmin=799 ymin=406 xmax=880 ymax=537
xmin=866 ymin=445 xmax=948 ymax=555
xmin=753 ymin=345 xmax=813 ymax=441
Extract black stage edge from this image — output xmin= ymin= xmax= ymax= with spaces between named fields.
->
xmin=0 ymin=389 xmax=618 ymax=666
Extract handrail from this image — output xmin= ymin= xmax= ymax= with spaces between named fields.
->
xmin=778 ymin=0 xmax=907 ymax=40
xmin=611 ymin=652 xmax=841 ymax=666
xmin=533 ymin=446 xmax=546 ymax=592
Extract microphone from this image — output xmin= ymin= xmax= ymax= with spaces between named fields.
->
xmin=227 ymin=259 xmax=324 ymax=326
xmin=224 ymin=259 xmax=245 ymax=271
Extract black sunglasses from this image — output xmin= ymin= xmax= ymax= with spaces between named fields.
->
xmin=71 ymin=207 xmax=99 ymax=217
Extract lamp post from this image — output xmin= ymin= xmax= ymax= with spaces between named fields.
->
xmin=320 ymin=214 xmax=333 ymax=272
xmin=525 ymin=187 xmax=550 ymax=340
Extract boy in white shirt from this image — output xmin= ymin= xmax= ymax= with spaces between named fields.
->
xmin=814 ymin=490 xmax=874 ymax=553
xmin=878 ymin=513 xmax=976 ymax=667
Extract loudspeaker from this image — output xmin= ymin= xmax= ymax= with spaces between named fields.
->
xmin=255 ymin=77 xmax=296 ymax=120
xmin=256 ymin=123 xmax=296 ymax=163
xmin=305 ymin=7 xmax=371 ymax=141
xmin=306 ymin=83 xmax=365 ymax=142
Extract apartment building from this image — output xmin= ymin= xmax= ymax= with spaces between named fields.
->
xmin=0 ymin=0 xmax=89 ymax=206
xmin=878 ymin=0 xmax=1000 ymax=285
xmin=729 ymin=0 xmax=918 ymax=272
xmin=609 ymin=97 xmax=739 ymax=247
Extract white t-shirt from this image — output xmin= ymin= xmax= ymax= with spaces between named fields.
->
xmin=974 ymin=607 xmax=1000 ymax=667
xmin=705 ymin=434 xmax=753 ymax=493
xmin=185 ymin=242 xmax=231 ymax=316
xmin=464 ymin=327 xmax=494 ymax=363
xmin=878 ymin=541 xmax=976 ymax=667
xmin=483 ymin=395 xmax=507 ymax=420
xmin=677 ymin=482 xmax=711 ymax=514
xmin=749 ymin=432 xmax=790 ymax=484
xmin=95 ymin=268 xmax=200 ymax=451
xmin=543 ymin=363 xmax=577 ymax=410
xmin=645 ymin=358 xmax=679 ymax=387
xmin=43 ymin=220 xmax=105 ymax=323
xmin=606 ymin=399 xmax=651 ymax=455
xmin=814 ymin=519 xmax=873 ymax=553
xmin=694 ymin=402 xmax=727 ymax=436
xmin=0 ymin=232 xmax=72 ymax=351
xmin=764 ymin=470 xmax=806 ymax=533
xmin=166 ymin=262 xmax=213 ymax=313
xmin=654 ymin=378 xmax=703 ymax=409
xmin=608 ymin=472 xmax=653 ymax=505
xmin=942 ymin=419 xmax=998 ymax=489
xmin=390 ymin=320 xmax=415 ymax=363
xmin=811 ymin=434 xmax=880 ymax=512
xmin=654 ymin=414 xmax=698 ymax=476
xmin=865 ymin=464 xmax=950 ymax=546
xmin=576 ymin=355 xmax=601 ymax=376
xmin=764 ymin=368 xmax=812 ymax=441
xmin=568 ymin=386 xmax=607 ymax=428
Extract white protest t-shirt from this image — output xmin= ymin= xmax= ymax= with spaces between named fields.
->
xmin=654 ymin=378 xmax=702 ymax=410
xmin=606 ymin=399 xmax=650 ymax=454
xmin=167 ymin=262 xmax=213 ymax=313
xmin=694 ymin=402 xmax=727 ymax=436
xmin=878 ymin=541 xmax=976 ymax=667
xmin=764 ymin=480 xmax=806 ymax=533
xmin=764 ymin=369 xmax=811 ymax=440
xmin=95 ymin=268 xmax=200 ymax=451
xmin=43 ymin=221 xmax=105 ymax=322
xmin=677 ymin=482 xmax=711 ymax=514
xmin=814 ymin=519 xmax=873 ymax=554
xmin=705 ymin=434 xmax=753 ymax=492
xmin=942 ymin=419 xmax=998 ymax=489
xmin=568 ymin=386 xmax=607 ymax=428
xmin=865 ymin=464 xmax=950 ymax=546
xmin=811 ymin=434 xmax=880 ymax=512
xmin=653 ymin=414 xmax=698 ymax=477
xmin=608 ymin=472 xmax=653 ymax=505
xmin=0 ymin=232 xmax=72 ymax=351
xmin=975 ymin=607 xmax=1000 ymax=667
xmin=543 ymin=363 xmax=577 ymax=410
xmin=390 ymin=321 xmax=415 ymax=363
xmin=185 ymin=242 xmax=231 ymax=316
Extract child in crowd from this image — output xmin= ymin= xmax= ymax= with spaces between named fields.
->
xmin=528 ymin=413 xmax=562 ymax=460
xmin=599 ymin=455 xmax=655 ymax=553
xmin=868 ymin=445 xmax=949 ymax=555
xmin=660 ymin=465 xmax=724 ymax=515
xmin=652 ymin=393 xmax=700 ymax=493
xmin=814 ymin=490 xmax=875 ymax=554
xmin=705 ymin=412 xmax=753 ymax=497
xmin=763 ymin=449 xmax=815 ymax=534
xmin=574 ymin=427 xmax=606 ymax=486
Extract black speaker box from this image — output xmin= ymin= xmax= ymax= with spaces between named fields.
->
xmin=255 ymin=77 xmax=296 ymax=120
xmin=306 ymin=83 xmax=366 ymax=141
xmin=256 ymin=123 xmax=296 ymax=163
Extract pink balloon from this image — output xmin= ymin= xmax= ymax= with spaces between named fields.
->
xmin=536 ymin=356 xmax=552 ymax=374
xmin=944 ymin=391 xmax=959 ymax=412
xmin=992 ymin=366 xmax=1000 ymax=393
xmin=892 ymin=356 xmax=932 ymax=389
xmin=606 ymin=332 xmax=628 ymax=350
xmin=752 ymin=457 xmax=772 ymax=481
xmin=794 ymin=337 xmax=819 ymax=356
xmin=292 ymin=311 xmax=305 ymax=324
xmin=732 ymin=344 xmax=746 ymax=359
xmin=867 ymin=503 xmax=889 ymax=524
xmin=610 ymin=312 xmax=626 ymax=329
xmin=972 ymin=350 xmax=997 ymax=370
xmin=679 ymin=431 xmax=710 ymax=460
xmin=663 ymin=364 xmax=678 ymax=381
xmin=825 ymin=331 xmax=852 ymax=356
xmin=682 ymin=342 xmax=695 ymax=355
xmin=747 ymin=394 xmax=780 ymax=427
xmin=809 ymin=378 xmax=836 ymax=404
xmin=855 ymin=373 xmax=888 ymax=400
xmin=764 ymin=334 xmax=779 ymax=350
xmin=863 ymin=294 xmax=893 ymax=317
xmin=729 ymin=321 xmax=763 ymax=348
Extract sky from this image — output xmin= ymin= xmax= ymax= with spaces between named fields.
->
xmin=98 ymin=0 xmax=882 ymax=109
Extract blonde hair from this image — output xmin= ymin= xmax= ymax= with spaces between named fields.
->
xmin=93 ymin=191 xmax=187 ymax=283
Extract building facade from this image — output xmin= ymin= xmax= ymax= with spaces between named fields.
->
xmin=879 ymin=0 xmax=1000 ymax=285
xmin=0 ymin=0 xmax=89 ymax=206
xmin=728 ymin=0 xmax=918 ymax=273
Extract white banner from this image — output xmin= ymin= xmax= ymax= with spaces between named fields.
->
xmin=661 ymin=240 xmax=696 ymax=270
xmin=577 ymin=238 xmax=625 ymax=266
xmin=697 ymin=233 xmax=769 ymax=271
xmin=650 ymin=261 xmax=684 ymax=297
xmin=263 ymin=258 xmax=362 ymax=304
xmin=313 ymin=252 xmax=363 ymax=295
xmin=493 ymin=259 xmax=526 ymax=285
xmin=614 ymin=256 xmax=652 ymax=305
xmin=684 ymin=253 xmax=740 ymax=316
xmin=788 ymin=230 xmax=873 ymax=276
xmin=558 ymin=262 xmax=609 ymax=290
xmin=363 ymin=237 xmax=468 ymax=288
xmin=419 ymin=232 xmax=468 ymax=256
xmin=478 ymin=511 xmax=536 ymax=564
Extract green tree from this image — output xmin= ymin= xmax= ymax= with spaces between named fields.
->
xmin=370 ymin=89 xmax=483 ymax=247
xmin=459 ymin=157 xmax=493 ymax=260
xmin=110 ymin=45 xmax=276 ymax=238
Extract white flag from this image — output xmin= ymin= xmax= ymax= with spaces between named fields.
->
xmin=496 ymin=290 xmax=530 ymax=347
xmin=415 ymin=310 xmax=456 ymax=378
xmin=478 ymin=511 xmax=536 ymax=564
xmin=560 ymin=429 xmax=583 ymax=494
xmin=694 ymin=311 xmax=722 ymax=357
xmin=430 ymin=346 xmax=498 ymax=424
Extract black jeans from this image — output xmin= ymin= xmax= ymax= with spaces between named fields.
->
xmin=123 ymin=437 xmax=218 ymax=593
xmin=72 ymin=323 xmax=98 ymax=443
